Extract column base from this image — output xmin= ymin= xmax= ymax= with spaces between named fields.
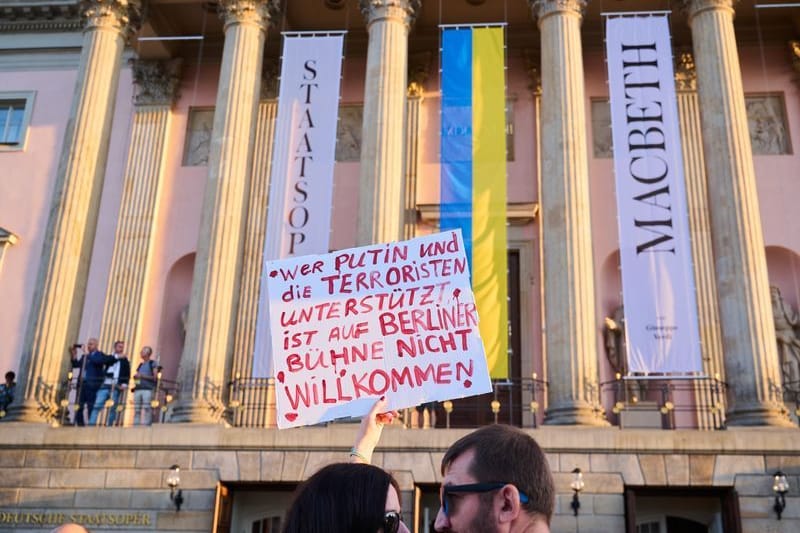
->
xmin=544 ymin=402 xmax=610 ymax=426
xmin=170 ymin=399 xmax=223 ymax=424
xmin=3 ymin=399 xmax=52 ymax=423
xmin=725 ymin=404 xmax=796 ymax=427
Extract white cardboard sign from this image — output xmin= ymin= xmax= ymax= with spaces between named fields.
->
xmin=266 ymin=230 xmax=493 ymax=428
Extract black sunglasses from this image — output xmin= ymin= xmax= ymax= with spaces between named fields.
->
xmin=441 ymin=483 xmax=530 ymax=516
xmin=383 ymin=510 xmax=403 ymax=533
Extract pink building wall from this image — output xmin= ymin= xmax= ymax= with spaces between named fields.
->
xmin=1 ymin=36 xmax=798 ymax=425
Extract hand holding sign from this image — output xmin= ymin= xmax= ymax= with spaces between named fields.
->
xmin=265 ymin=230 xmax=493 ymax=428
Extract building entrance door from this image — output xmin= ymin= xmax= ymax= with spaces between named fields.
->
xmin=625 ymin=486 xmax=741 ymax=533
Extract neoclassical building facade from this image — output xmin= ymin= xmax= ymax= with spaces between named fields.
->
xmin=1 ymin=0 xmax=799 ymax=531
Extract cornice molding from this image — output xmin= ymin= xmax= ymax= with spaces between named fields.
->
xmin=418 ymin=203 xmax=539 ymax=227
xmin=0 ymin=1 xmax=82 ymax=32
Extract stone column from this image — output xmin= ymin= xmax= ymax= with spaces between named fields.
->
xmin=6 ymin=0 xmax=141 ymax=423
xmin=685 ymin=0 xmax=791 ymax=426
xmin=673 ymin=52 xmax=727 ymax=430
xmin=230 ymin=72 xmax=279 ymax=427
xmin=172 ymin=0 xmax=277 ymax=423
xmin=402 ymin=52 xmax=428 ymax=240
xmin=98 ymin=59 xmax=181 ymax=351
xmin=531 ymin=0 xmax=605 ymax=426
xmin=357 ymin=0 xmax=420 ymax=246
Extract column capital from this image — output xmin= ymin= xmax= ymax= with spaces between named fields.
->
xmin=790 ymin=40 xmax=800 ymax=86
xmin=407 ymin=51 xmax=430 ymax=98
xmin=81 ymin=0 xmax=142 ymax=35
xmin=359 ymin=0 xmax=420 ymax=28
xmin=524 ymin=49 xmax=542 ymax=94
xmin=218 ymin=0 xmax=279 ymax=31
xmin=131 ymin=59 xmax=182 ymax=106
xmin=530 ymin=0 xmax=586 ymax=23
xmin=682 ymin=0 xmax=736 ymax=21
xmin=674 ymin=51 xmax=697 ymax=91
xmin=260 ymin=58 xmax=280 ymax=99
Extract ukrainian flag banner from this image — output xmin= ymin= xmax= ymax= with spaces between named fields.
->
xmin=441 ymin=26 xmax=508 ymax=378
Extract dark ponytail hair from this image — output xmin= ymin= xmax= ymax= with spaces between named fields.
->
xmin=283 ymin=462 xmax=399 ymax=533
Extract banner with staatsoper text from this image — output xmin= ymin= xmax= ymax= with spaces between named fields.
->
xmin=606 ymin=14 xmax=702 ymax=373
xmin=253 ymin=33 xmax=344 ymax=377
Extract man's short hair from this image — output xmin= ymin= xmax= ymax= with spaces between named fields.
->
xmin=441 ymin=424 xmax=555 ymax=524
xmin=142 ymin=346 xmax=153 ymax=356
xmin=4 ymin=371 xmax=14 ymax=381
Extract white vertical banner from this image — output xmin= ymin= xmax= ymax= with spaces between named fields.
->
xmin=253 ymin=33 xmax=345 ymax=377
xmin=605 ymin=15 xmax=702 ymax=373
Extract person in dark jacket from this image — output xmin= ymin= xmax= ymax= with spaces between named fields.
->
xmin=70 ymin=338 xmax=116 ymax=426
xmin=89 ymin=340 xmax=130 ymax=426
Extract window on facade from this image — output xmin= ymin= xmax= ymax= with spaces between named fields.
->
xmin=183 ymin=107 xmax=214 ymax=166
xmin=251 ymin=516 xmax=281 ymax=533
xmin=636 ymin=522 xmax=661 ymax=533
xmin=0 ymin=92 xmax=34 ymax=150
xmin=335 ymin=104 xmax=363 ymax=162
xmin=745 ymin=93 xmax=791 ymax=155
xmin=591 ymin=99 xmax=613 ymax=158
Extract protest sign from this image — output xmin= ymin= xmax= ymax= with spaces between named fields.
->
xmin=265 ymin=230 xmax=493 ymax=428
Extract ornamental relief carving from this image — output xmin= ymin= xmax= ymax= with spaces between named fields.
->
xmin=132 ymin=59 xmax=182 ymax=106
xmin=335 ymin=105 xmax=363 ymax=162
xmin=81 ymin=0 xmax=142 ymax=34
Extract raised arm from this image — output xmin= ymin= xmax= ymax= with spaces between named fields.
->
xmin=350 ymin=397 xmax=399 ymax=464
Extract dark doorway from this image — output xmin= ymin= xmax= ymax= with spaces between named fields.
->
xmin=666 ymin=516 xmax=708 ymax=532
xmin=446 ymin=250 xmax=522 ymax=428
xmin=214 ymin=482 xmax=297 ymax=533
xmin=625 ymin=486 xmax=741 ymax=533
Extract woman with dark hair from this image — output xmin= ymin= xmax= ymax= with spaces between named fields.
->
xmin=282 ymin=462 xmax=406 ymax=533
xmin=283 ymin=398 xmax=408 ymax=533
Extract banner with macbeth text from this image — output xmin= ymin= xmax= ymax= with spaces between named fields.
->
xmin=265 ymin=230 xmax=493 ymax=428
xmin=605 ymin=15 xmax=702 ymax=373
xmin=253 ymin=33 xmax=344 ymax=377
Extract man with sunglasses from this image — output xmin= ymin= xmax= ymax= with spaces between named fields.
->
xmin=434 ymin=424 xmax=554 ymax=533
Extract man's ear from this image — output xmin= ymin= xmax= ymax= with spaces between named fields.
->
xmin=496 ymin=484 xmax=522 ymax=524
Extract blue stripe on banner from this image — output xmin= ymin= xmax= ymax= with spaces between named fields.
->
xmin=440 ymin=29 xmax=473 ymax=271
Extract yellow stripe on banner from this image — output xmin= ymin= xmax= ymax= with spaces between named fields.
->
xmin=472 ymin=27 xmax=508 ymax=379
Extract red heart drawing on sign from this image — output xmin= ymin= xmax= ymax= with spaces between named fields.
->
xmin=276 ymin=371 xmax=285 ymax=383
xmin=269 ymin=270 xmax=278 ymax=278
xmin=285 ymin=413 xmax=298 ymax=422
xmin=463 ymin=379 xmax=472 ymax=388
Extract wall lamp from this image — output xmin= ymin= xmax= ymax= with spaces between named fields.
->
xmin=570 ymin=468 xmax=585 ymax=516
xmin=773 ymin=471 xmax=789 ymax=520
xmin=166 ymin=464 xmax=184 ymax=512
